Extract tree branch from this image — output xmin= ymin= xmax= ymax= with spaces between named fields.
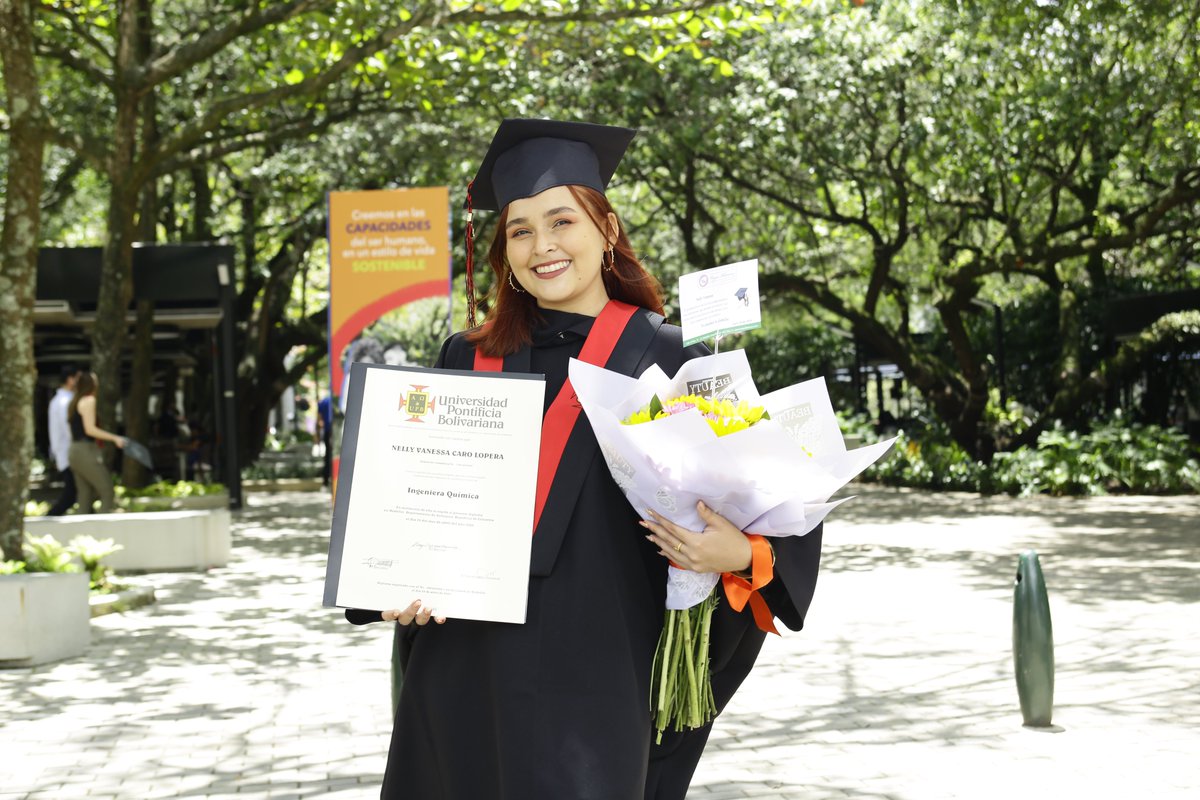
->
xmin=149 ymin=7 xmax=439 ymax=169
xmin=40 ymin=154 xmax=86 ymax=215
xmin=35 ymin=42 xmax=112 ymax=87
xmin=41 ymin=2 xmax=115 ymax=65
xmin=132 ymin=0 xmax=331 ymax=90
xmin=41 ymin=117 xmax=109 ymax=171
xmin=145 ymin=99 xmax=404 ymax=179
xmin=448 ymin=1 xmax=726 ymax=26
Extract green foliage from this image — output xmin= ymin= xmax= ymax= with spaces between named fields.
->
xmin=866 ymin=420 xmax=1200 ymax=496
xmin=359 ymin=296 xmax=451 ymax=369
xmin=870 ymin=431 xmax=987 ymax=492
xmin=740 ymin=314 xmax=854 ymax=396
xmin=119 ymin=480 xmax=227 ymax=499
xmin=68 ymin=535 xmax=123 ymax=592
xmin=22 ymin=534 xmax=81 ymax=574
xmin=13 ymin=532 xmax=124 ymax=590
xmin=113 ymin=480 xmax=229 ymax=512
xmin=19 ymin=0 xmax=1200 ymax=473
xmin=24 ymin=500 xmax=50 ymax=517
xmin=992 ymin=423 xmax=1200 ymax=497
xmin=241 ymin=460 xmax=324 ymax=480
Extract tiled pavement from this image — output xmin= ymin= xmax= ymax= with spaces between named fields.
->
xmin=3 ymin=486 xmax=1197 ymax=799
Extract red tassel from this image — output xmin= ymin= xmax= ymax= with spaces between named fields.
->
xmin=464 ymin=180 xmax=477 ymax=329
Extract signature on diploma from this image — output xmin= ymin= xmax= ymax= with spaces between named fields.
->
xmin=464 ymin=569 xmax=499 ymax=581
xmin=361 ymin=557 xmax=395 ymax=570
xmin=410 ymin=541 xmax=456 ymax=552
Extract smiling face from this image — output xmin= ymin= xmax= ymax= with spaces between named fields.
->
xmin=504 ymin=185 xmax=617 ymax=316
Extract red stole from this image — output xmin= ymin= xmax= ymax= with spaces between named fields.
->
xmin=473 ymin=300 xmax=638 ymax=535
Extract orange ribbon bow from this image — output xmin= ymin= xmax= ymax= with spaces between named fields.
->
xmin=722 ymin=534 xmax=779 ymax=635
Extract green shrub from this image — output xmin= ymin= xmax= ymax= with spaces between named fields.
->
xmin=1 ymin=560 xmax=27 ymax=575
xmin=868 ymin=431 xmax=986 ymax=492
xmin=68 ymin=535 xmax=124 ymax=592
xmin=118 ymin=480 xmax=226 ymax=499
xmin=858 ymin=419 xmax=1200 ymax=496
xmin=241 ymin=460 xmax=323 ymax=480
xmin=992 ymin=422 xmax=1200 ymax=496
xmin=24 ymin=500 xmax=49 ymax=517
xmin=22 ymin=533 xmax=80 ymax=574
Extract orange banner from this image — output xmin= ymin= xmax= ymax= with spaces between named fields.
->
xmin=328 ymin=187 xmax=451 ymax=400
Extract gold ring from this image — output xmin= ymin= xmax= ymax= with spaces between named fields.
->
xmin=674 ymin=541 xmax=683 ymax=553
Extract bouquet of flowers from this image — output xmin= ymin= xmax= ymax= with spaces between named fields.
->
xmin=568 ymin=349 xmax=894 ymax=740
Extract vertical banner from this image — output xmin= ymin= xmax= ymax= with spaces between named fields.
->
xmin=327 ymin=187 xmax=451 ymax=403
xmin=327 ymin=187 xmax=452 ymax=490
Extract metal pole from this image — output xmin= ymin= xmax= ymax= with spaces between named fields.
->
xmin=1013 ymin=550 xmax=1054 ymax=727
xmin=215 ymin=260 xmax=242 ymax=509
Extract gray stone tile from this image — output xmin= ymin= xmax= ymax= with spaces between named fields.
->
xmin=3 ymin=487 xmax=1199 ymax=800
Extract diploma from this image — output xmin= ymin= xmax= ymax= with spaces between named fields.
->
xmin=323 ymin=361 xmax=545 ymax=623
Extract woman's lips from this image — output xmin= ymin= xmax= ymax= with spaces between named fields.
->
xmin=532 ymin=260 xmax=570 ymax=279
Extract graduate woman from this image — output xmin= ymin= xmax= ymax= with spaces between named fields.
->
xmin=346 ymin=119 xmax=824 ymax=800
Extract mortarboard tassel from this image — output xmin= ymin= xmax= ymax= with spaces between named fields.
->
xmin=464 ymin=180 xmax=478 ymax=329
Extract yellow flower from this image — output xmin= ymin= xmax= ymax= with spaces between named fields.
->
xmin=623 ymin=393 xmax=768 ymax=438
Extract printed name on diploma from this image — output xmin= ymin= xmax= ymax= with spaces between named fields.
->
xmin=393 ymin=445 xmax=505 ymax=460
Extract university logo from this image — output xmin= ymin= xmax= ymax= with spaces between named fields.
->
xmin=399 ymin=385 xmax=436 ymax=422
xmin=686 ymin=373 xmax=737 ymax=400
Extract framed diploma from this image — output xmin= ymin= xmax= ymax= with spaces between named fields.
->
xmin=323 ymin=361 xmax=545 ymax=624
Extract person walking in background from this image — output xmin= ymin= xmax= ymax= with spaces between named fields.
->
xmin=317 ymin=395 xmax=333 ymax=488
xmin=67 ymin=371 xmax=126 ymax=513
xmin=46 ymin=365 xmax=80 ymax=516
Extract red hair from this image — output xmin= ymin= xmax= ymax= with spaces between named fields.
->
xmin=467 ymin=185 xmax=664 ymax=357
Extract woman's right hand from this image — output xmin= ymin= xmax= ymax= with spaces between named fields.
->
xmin=382 ymin=599 xmax=446 ymax=626
xmin=114 ymin=436 xmax=127 ymax=449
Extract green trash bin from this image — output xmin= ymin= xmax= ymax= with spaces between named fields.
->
xmin=1013 ymin=549 xmax=1054 ymax=727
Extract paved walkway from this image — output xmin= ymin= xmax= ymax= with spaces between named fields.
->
xmin=2 ymin=486 xmax=1197 ymax=799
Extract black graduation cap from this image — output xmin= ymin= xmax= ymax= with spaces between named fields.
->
xmin=468 ymin=119 xmax=637 ymax=211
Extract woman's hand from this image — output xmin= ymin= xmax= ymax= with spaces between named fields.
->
xmin=381 ymin=599 xmax=447 ymax=626
xmin=114 ymin=436 xmax=126 ymax=449
xmin=641 ymin=501 xmax=753 ymax=575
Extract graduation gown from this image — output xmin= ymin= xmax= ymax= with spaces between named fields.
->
xmin=347 ymin=306 xmax=823 ymax=800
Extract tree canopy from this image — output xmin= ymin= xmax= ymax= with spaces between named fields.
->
xmin=2 ymin=0 xmax=1199 ymax=557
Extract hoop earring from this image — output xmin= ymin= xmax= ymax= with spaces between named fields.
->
xmin=604 ymin=244 xmax=615 ymax=272
xmin=507 ymin=270 xmax=525 ymax=293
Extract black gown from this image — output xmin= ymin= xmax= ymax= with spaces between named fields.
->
xmin=346 ymin=306 xmax=824 ymax=800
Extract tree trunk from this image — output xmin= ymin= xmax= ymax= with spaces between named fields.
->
xmin=122 ymin=0 xmax=158 ymax=489
xmin=0 ymin=0 xmax=45 ymax=561
xmin=122 ymin=299 xmax=155 ymax=488
xmin=92 ymin=2 xmax=142 ymax=441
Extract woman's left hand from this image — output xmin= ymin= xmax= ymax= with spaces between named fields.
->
xmin=642 ymin=501 xmax=752 ymax=574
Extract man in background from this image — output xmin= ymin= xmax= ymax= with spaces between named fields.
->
xmin=47 ymin=365 xmax=80 ymax=516
xmin=317 ymin=395 xmax=333 ymax=488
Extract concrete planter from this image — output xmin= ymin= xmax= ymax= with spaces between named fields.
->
xmin=0 ymin=572 xmax=91 ymax=668
xmin=25 ymin=509 xmax=231 ymax=572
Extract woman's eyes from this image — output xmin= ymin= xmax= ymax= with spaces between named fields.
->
xmin=510 ymin=219 xmax=572 ymax=239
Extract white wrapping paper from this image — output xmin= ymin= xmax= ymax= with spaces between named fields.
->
xmin=569 ymin=350 xmax=895 ymax=609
